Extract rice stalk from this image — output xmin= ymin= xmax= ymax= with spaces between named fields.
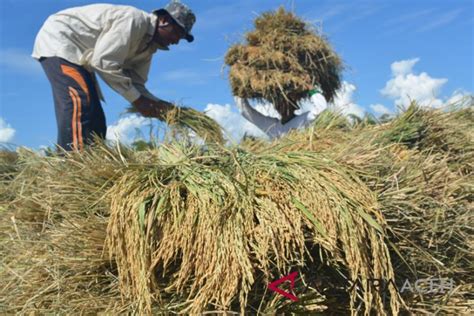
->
xmin=128 ymin=105 xmax=224 ymax=144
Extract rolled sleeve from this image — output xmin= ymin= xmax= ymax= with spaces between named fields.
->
xmin=234 ymin=97 xmax=280 ymax=130
xmin=122 ymin=86 xmax=142 ymax=103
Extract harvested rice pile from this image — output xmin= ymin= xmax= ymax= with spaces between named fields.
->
xmin=0 ymin=142 xmax=401 ymax=315
xmin=1 ymin=100 xmax=472 ymax=315
xmin=225 ymin=7 xmax=343 ymax=119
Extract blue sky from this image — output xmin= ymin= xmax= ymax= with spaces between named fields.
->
xmin=0 ymin=0 xmax=472 ymax=148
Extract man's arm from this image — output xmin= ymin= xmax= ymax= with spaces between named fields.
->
xmin=234 ymin=97 xmax=279 ymax=131
xmin=234 ymin=97 xmax=318 ymax=139
xmin=234 ymin=97 xmax=281 ymax=134
xmin=125 ymin=57 xmax=176 ymax=119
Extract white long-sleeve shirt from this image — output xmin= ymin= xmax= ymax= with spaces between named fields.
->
xmin=234 ymin=97 xmax=326 ymax=139
xmin=32 ymin=4 xmax=168 ymax=103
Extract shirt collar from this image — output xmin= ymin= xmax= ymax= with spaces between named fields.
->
xmin=147 ymin=13 xmax=158 ymax=36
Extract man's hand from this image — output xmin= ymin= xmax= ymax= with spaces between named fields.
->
xmin=132 ymin=96 xmax=175 ymax=120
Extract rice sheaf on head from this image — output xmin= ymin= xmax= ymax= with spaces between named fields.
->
xmin=225 ymin=7 xmax=343 ymax=118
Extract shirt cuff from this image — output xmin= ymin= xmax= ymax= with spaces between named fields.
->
xmin=123 ymin=87 xmax=142 ymax=103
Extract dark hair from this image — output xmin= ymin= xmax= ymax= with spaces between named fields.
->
xmin=153 ymin=9 xmax=169 ymax=17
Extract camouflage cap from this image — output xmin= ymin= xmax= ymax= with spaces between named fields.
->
xmin=155 ymin=0 xmax=196 ymax=42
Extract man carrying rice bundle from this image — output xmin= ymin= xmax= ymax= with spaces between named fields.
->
xmin=32 ymin=1 xmax=196 ymax=151
xmin=226 ymin=8 xmax=343 ymax=139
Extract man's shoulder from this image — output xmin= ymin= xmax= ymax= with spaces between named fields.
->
xmin=60 ymin=4 xmax=149 ymax=20
xmin=113 ymin=4 xmax=148 ymax=16
xmin=103 ymin=4 xmax=149 ymax=21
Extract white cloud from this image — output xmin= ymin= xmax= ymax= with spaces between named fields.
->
xmin=381 ymin=58 xmax=447 ymax=109
xmin=370 ymin=104 xmax=392 ymax=116
xmin=204 ymin=103 xmax=267 ymax=142
xmin=391 ymin=58 xmax=419 ymax=76
xmin=330 ymin=82 xmax=365 ymax=117
xmin=0 ymin=117 xmax=16 ymax=143
xmin=106 ymin=115 xmax=148 ymax=144
xmin=0 ymin=49 xmax=42 ymax=74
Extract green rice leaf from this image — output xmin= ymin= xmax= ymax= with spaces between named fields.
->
xmin=292 ymin=196 xmax=328 ymax=238
xmin=356 ymin=208 xmax=384 ymax=234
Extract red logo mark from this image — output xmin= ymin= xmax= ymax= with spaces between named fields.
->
xmin=268 ymin=271 xmax=299 ymax=301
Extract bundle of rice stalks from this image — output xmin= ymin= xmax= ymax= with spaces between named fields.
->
xmin=0 ymin=213 xmax=123 ymax=314
xmin=266 ymin=101 xmax=473 ymax=176
xmin=249 ymin=101 xmax=473 ymax=313
xmin=0 ymin=150 xmax=18 ymax=176
xmin=335 ymin=138 xmax=472 ymax=313
xmin=0 ymin=145 xmax=133 ymax=313
xmin=376 ymin=149 xmax=473 ymax=314
xmin=225 ymin=7 xmax=343 ymax=119
xmin=240 ymin=99 xmax=473 ymax=311
xmin=106 ymin=143 xmax=401 ymax=314
xmin=250 ymin=109 xmax=354 ymax=154
xmin=1 ymin=141 xmax=402 ymax=314
xmin=1 ymin=145 xmax=130 ymax=226
xmin=372 ymin=102 xmax=473 ymax=173
xmin=128 ymin=105 xmax=224 ymax=144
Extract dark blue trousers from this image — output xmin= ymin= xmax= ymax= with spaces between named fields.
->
xmin=40 ymin=57 xmax=106 ymax=151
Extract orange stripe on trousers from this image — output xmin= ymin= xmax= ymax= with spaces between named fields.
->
xmin=68 ymin=87 xmax=78 ymax=150
xmin=61 ymin=64 xmax=90 ymax=105
xmin=71 ymin=88 xmax=83 ymax=150
xmin=71 ymin=87 xmax=84 ymax=150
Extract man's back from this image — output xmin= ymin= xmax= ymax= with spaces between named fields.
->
xmin=32 ymin=4 xmax=152 ymax=66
